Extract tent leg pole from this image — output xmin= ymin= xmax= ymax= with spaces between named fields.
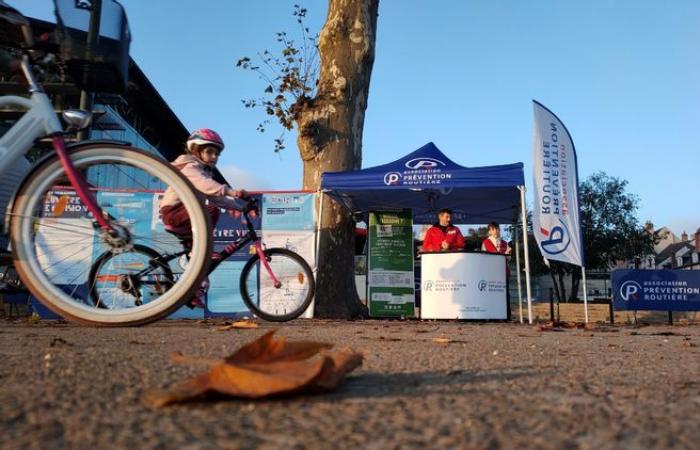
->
xmin=519 ymin=186 xmax=533 ymax=324
xmin=307 ymin=190 xmax=325 ymax=317
xmin=314 ymin=191 xmax=325 ymax=273
xmin=582 ymin=266 xmax=589 ymax=323
xmin=514 ymin=217 xmax=524 ymax=324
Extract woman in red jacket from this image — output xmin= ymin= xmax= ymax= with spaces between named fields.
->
xmin=481 ymin=222 xmax=511 ymax=257
xmin=481 ymin=221 xmax=512 ymax=320
xmin=422 ymin=208 xmax=465 ymax=252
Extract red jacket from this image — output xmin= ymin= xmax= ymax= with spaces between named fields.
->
xmin=422 ymin=225 xmax=465 ymax=252
xmin=481 ymin=237 xmax=511 ymax=276
xmin=481 ymin=237 xmax=509 ymax=254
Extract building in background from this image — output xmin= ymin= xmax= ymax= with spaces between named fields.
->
xmin=0 ymin=16 xmax=227 ymax=235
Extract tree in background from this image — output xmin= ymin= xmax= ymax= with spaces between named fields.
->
xmin=516 ymin=172 xmax=655 ymax=302
xmin=237 ymin=1 xmax=379 ymax=317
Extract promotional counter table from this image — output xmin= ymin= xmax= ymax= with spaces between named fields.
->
xmin=420 ymin=251 xmax=507 ymax=319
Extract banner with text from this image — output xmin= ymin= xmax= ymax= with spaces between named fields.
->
xmin=368 ymin=209 xmax=415 ymax=317
xmin=532 ymin=100 xmax=583 ymax=266
xmin=33 ymin=190 xmax=317 ymax=320
xmin=612 ymin=269 xmax=700 ymax=311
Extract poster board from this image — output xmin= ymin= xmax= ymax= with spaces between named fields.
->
xmin=367 ymin=209 xmax=415 ymax=317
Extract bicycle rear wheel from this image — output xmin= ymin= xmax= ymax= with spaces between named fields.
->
xmin=89 ymin=244 xmax=175 ymax=309
xmin=239 ymin=248 xmax=315 ymax=322
xmin=9 ymin=144 xmax=212 ymax=326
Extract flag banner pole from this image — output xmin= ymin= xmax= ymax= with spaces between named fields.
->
xmin=514 ymin=216 xmax=524 ymax=324
xmin=519 ymin=186 xmax=533 ymax=324
xmin=531 ymin=100 xmax=584 ymax=268
xmin=582 ymin=266 xmax=589 ymax=323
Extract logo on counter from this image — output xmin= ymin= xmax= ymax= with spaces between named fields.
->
xmin=477 ymin=280 xmax=507 ymax=293
xmin=422 ymin=279 xmax=466 ymax=292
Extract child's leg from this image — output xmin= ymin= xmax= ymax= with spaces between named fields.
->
xmin=161 ymin=203 xmax=220 ymax=250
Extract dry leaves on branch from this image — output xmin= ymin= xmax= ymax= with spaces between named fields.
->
xmin=149 ymin=330 xmax=363 ymax=407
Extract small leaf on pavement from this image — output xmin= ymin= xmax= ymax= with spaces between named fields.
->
xmin=216 ymin=321 xmax=260 ymax=331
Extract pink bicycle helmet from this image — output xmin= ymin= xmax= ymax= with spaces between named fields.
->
xmin=186 ymin=128 xmax=224 ymax=152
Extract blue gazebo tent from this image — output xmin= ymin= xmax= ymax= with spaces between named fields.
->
xmin=319 ymin=141 xmax=534 ymax=323
xmin=321 ymin=142 xmax=525 ymax=224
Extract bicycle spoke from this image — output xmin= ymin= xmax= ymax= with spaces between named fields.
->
xmin=7 ymin=213 xmax=98 ymax=238
xmin=39 ymin=240 xmax=95 ymax=273
xmin=104 ymin=163 xmax=159 ymax=192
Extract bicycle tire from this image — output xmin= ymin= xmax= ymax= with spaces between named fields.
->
xmin=88 ymin=244 xmax=175 ymax=309
xmin=9 ymin=144 xmax=212 ymax=326
xmin=239 ymin=248 xmax=315 ymax=322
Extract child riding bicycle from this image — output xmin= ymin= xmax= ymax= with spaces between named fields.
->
xmin=159 ymin=128 xmax=247 ymax=307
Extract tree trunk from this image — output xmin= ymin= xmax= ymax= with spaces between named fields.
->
xmin=295 ymin=0 xmax=379 ymax=318
xmin=557 ymin=270 xmax=566 ymax=303
xmin=570 ymin=271 xmax=581 ymax=301
xmin=550 ymin=270 xmax=562 ymax=303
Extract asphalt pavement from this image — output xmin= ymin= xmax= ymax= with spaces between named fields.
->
xmin=1 ymin=319 xmax=700 ymax=449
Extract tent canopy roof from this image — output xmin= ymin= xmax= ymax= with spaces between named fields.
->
xmin=321 ymin=142 xmax=525 ymax=224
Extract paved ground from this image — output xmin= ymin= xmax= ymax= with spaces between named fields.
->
xmin=1 ymin=319 xmax=700 ymax=449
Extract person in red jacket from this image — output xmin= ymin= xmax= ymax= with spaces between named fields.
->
xmin=422 ymin=208 xmax=465 ymax=252
xmin=481 ymin=221 xmax=512 ymax=320
xmin=481 ymin=222 xmax=512 ymax=257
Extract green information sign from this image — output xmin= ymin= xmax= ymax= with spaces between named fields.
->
xmin=368 ymin=209 xmax=415 ymax=317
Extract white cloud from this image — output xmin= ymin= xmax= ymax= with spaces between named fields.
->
xmin=218 ymin=165 xmax=272 ymax=190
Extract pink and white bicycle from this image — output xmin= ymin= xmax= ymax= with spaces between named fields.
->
xmin=0 ymin=4 xmax=212 ymax=325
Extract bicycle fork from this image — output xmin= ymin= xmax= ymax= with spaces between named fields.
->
xmin=51 ymin=136 xmax=116 ymax=234
xmin=205 ymin=240 xmax=282 ymax=289
xmin=254 ymin=242 xmax=282 ymax=288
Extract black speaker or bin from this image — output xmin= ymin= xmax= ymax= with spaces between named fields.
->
xmin=54 ymin=0 xmax=131 ymax=94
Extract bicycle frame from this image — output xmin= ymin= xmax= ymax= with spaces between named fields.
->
xmin=145 ymin=202 xmax=282 ymax=287
xmin=0 ymin=56 xmax=114 ymax=233
xmin=211 ymin=204 xmax=281 ymax=287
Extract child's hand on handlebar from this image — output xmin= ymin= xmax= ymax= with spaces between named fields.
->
xmin=225 ymin=187 xmax=249 ymax=200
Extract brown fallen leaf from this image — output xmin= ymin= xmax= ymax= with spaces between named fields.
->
xmin=149 ymin=330 xmax=363 ymax=407
xmin=534 ymin=322 xmax=555 ymax=332
xmin=216 ymin=320 xmax=259 ymax=331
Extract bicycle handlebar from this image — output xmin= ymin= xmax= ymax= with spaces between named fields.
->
xmin=241 ymin=197 xmax=258 ymax=215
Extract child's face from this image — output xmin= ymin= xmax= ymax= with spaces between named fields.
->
xmin=199 ymin=145 xmax=221 ymax=166
xmin=488 ymin=226 xmax=500 ymax=239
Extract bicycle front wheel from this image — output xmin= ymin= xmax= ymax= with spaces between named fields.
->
xmin=240 ymin=248 xmax=315 ymax=322
xmin=9 ymin=144 xmax=212 ymax=326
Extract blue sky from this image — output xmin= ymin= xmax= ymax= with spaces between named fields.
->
xmin=23 ymin=0 xmax=700 ymax=236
